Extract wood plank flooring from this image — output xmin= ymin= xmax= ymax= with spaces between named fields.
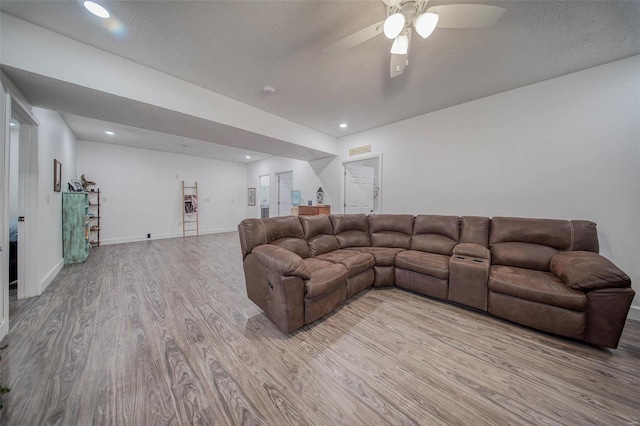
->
xmin=1 ymin=232 xmax=639 ymax=425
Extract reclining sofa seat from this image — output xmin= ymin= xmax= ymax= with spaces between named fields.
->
xmin=238 ymin=216 xmax=349 ymax=333
xmin=239 ymin=214 xmax=634 ymax=348
xmin=488 ymin=217 xmax=634 ymax=348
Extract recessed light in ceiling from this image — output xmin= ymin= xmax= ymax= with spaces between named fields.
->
xmin=105 ymin=131 xmax=115 ymax=135
xmin=339 ymin=123 xmax=348 ymax=129
xmin=245 ymin=155 xmax=251 ymax=159
xmin=84 ymin=1 xmax=110 ymax=19
xmin=10 ymin=122 xmax=16 ymax=127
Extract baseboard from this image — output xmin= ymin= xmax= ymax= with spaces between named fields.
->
xmin=100 ymin=227 xmax=237 ymax=246
xmin=41 ymin=258 xmax=64 ymax=293
xmin=629 ymin=304 xmax=640 ymax=321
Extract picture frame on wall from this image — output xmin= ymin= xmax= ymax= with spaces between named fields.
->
xmin=53 ymin=159 xmax=62 ymax=192
xmin=248 ymin=187 xmax=256 ymax=206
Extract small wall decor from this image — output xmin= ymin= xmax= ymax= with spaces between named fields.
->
xmin=53 ymin=159 xmax=62 ymax=192
xmin=248 ymin=187 xmax=256 ymax=206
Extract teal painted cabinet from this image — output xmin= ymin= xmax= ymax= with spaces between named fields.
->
xmin=63 ymin=192 xmax=90 ymax=265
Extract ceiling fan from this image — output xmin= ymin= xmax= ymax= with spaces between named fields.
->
xmin=323 ymin=0 xmax=505 ymax=78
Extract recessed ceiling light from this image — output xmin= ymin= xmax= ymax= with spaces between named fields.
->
xmin=245 ymin=155 xmax=251 ymax=159
xmin=10 ymin=122 xmax=16 ymax=127
xmin=84 ymin=1 xmax=110 ymax=19
xmin=339 ymin=123 xmax=348 ymax=128
xmin=104 ymin=131 xmax=115 ymax=135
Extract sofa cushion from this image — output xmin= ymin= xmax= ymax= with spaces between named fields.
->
xmin=491 ymin=242 xmax=559 ymax=272
xmin=368 ymin=214 xmax=414 ymax=248
xmin=489 ymin=265 xmax=587 ymax=312
xmin=395 ymin=250 xmax=450 ymax=280
xmin=411 ymin=215 xmax=460 ymax=255
xmin=490 ymin=217 xmax=571 ymax=271
xmin=460 ymin=216 xmax=490 ymax=247
xmin=355 ymin=247 xmax=406 ymax=266
xmin=338 ymin=253 xmax=375 ymax=277
xmin=571 ymin=220 xmax=599 ymax=252
xmin=550 ymin=251 xmax=631 ymax=291
xmin=300 ymin=215 xmax=340 ymax=256
xmin=316 ymin=249 xmax=362 ymax=263
xmin=271 ymin=237 xmax=310 ymax=259
xmin=302 ymin=259 xmax=349 ymax=299
xmin=330 ymin=214 xmax=371 ymax=248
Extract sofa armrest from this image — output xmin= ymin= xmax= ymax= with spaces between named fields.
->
xmin=453 ymin=243 xmax=490 ymax=259
xmin=550 ymin=251 xmax=631 ymax=291
xmin=252 ymin=244 xmax=311 ymax=280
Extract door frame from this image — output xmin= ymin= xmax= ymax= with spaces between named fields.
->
xmin=341 ymin=153 xmax=383 ymax=214
xmin=275 ymin=170 xmax=293 ymax=217
xmin=12 ymin=94 xmax=40 ymax=299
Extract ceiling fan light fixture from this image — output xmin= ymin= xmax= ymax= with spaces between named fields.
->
xmin=83 ymin=1 xmax=110 ymax=19
xmin=415 ymin=12 xmax=439 ymax=39
xmin=384 ymin=13 xmax=405 ymax=39
xmin=390 ymin=34 xmax=409 ymax=55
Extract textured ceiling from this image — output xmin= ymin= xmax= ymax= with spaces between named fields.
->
xmin=1 ymin=1 xmax=639 ymax=148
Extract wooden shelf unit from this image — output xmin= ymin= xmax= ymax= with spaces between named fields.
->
xmin=182 ymin=181 xmax=199 ymax=237
xmin=87 ymin=189 xmax=101 ymax=247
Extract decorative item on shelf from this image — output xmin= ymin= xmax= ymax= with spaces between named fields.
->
xmin=247 ymin=187 xmax=256 ymax=206
xmin=184 ymin=195 xmax=198 ymax=214
xmin=80 ymin=174 xmax=97 ymax=191
xmin=316 ymin=187 xmax=325 ymax=205
xmin=53 ymin=159 xmax=62 ymax=192
xmin=291 ymin=190 xmax=301 ymax=206
xmin=308 ymin=200 xmax=312 ymax=206
xmin=70 ymin=180 xmax=83 ymax=192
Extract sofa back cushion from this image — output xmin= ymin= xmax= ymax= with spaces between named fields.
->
xmin=490 ymin=217 xmax=572 ymax=271
xmin=329 ymin=214 xmax=371 ymax=248
xmin=238 ymin=218 xmax=266 ymax=259
xmin=460 ymin=216 xmax=490 ymax=247
xmin=264 ymin=216 xmax=310 ymax=259
xmin=368 ymin=214 xmax=414 ymax=249
xmin=411 ymin=215 xmax=461 ymax=255
xmin=571 ymin=220 xmax=599 ymax=253
xmin=299 ymin=215 xmax=339 ymax=257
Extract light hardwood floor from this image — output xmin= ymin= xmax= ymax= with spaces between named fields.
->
xmin=1 ymin=232 xmax=639 ymax=425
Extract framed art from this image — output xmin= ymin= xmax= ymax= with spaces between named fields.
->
xmin=70 ymin=179 xmax=84 ymax=192
xmin=53 ymin=159 xmax=62 ymax=192
xmin=248 ymin=187 xmax=256 ymax=206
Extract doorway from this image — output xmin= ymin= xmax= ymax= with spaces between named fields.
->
xmin=8 ymin=119 xmax=19 ymax=298
xmin=276 ymin=171 xmax=293 ymax=217
xmin=259 ymin=175 xmax=270 ymax=218
xmin=342 ymin=154 xmax=382 ymax=214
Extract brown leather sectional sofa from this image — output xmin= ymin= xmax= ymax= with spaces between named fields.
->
xmin=238 ymin=214 xmax=635 ymax=348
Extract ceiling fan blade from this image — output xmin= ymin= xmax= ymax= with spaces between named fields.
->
xmin=323 ymin=20 xmax=385 ymax=56
xmin=427 ymin=4 xmax=505 ymax=29
xmin=390 ymin=53 xmax=408 ymax=78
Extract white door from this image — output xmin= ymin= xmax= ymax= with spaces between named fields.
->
xmin=0 ymin=83 xmax=9 ymax=340
xmin=345 ymin=165 xmax=374 ymax=214
xmin=277 ymin=171 xmax=293 ymax=216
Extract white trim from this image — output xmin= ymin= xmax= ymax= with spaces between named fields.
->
xmin=0 ymin=319 xmax=8 ymax=342
xmin=99 ymin=227 xmax=237 ymax=246
xmin=629 ymin=305 xmax=640 ymax=321
xmin=40 ymin=258 xmax=63 ymax=293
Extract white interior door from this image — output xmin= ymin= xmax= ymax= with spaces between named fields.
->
xmin=0 ymin=83 xmax=9 ymax=340
xmin=277 ymin=171 xmax=293 ymax=216
xmin=345 ymin=165 xmax=374 ymax=214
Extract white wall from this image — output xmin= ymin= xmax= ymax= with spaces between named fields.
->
xmin=77 ymin=140 xmax=247 ymax=244
xmin=338 ymin=56 xmax=640 ymax=318
xmin=34 ymin=107 xmax=77 ymax=289
xmin=245 ymin=156 xmax=335 ymax=218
